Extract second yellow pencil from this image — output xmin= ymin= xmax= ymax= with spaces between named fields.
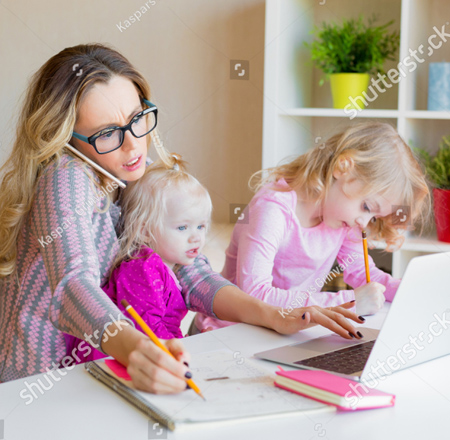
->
xmin=362 ymin=230 xmax=371 ymax=283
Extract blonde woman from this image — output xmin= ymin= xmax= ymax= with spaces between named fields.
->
xmin=194 ymin=123 xmax=431 ymax=333
xmin=0 ymin=44 xmax=363 ymax=392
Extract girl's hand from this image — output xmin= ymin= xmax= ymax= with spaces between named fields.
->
xmin=354 ymin=282 xmax=386 ymax=316
xmin=201 ymin=326 xmax=214 ymax=333
xmin=272 ymin=301 xmax=365 ymax=339
xmin=127 ymin=337 xmax=192 ymax=394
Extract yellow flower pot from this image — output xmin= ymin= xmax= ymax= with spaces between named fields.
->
xmin=329 ymin=73 xmax=370 ymax=109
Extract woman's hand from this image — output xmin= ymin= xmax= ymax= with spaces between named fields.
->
xmin=127 ymin=337 xmax=192 ymax=394
xmin=101 ymin=322 xmax=192 ymax=394
xmin=213 ymin=286 xmax=365 ymax=340
xmin=271 ymin=301 xmax=366 ymax=339
xmin=354 ymin=282 xmax=386 ymax=316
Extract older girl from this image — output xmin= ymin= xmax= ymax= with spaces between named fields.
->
xmin=194 ymin=123 xmax=431 ymax=332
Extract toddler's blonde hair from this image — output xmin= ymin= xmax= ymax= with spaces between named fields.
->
xmin=250 ymin=122 xmax=431 ymax=251
xmin=110 ymin=153 xmax=212 ymax=273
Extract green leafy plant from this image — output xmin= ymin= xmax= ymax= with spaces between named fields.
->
xmin=305 ymin=15 xmax=400 ymax=85
xmin=414 ymin=136 xmax=450 ymax=190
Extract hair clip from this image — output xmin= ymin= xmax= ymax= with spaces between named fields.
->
xmin=172 ymin=154 xmax=180 ymax=171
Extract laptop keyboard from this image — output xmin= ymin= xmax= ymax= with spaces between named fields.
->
xmin=293 ymin=340 xmax=376 ymax=375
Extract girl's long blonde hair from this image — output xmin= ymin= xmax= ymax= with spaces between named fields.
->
xmin=250 ymin=122 xmax=432 ymax=251
xmin=110 ymin=154 xmax=212 ymax=275
xmin=0 ymin=43 xmax=172 ymax=278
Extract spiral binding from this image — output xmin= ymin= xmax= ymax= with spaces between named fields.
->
xmin=85 ymin=362 xmax=175 ymax=431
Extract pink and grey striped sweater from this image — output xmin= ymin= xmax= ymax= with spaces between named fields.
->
xmin=0 ymin=153 xmax=231 ymax=382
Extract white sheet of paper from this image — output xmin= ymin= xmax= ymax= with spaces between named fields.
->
xmin=135 ymin=350 xmax=331 ymax=424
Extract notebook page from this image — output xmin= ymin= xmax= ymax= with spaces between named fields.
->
xmin=130 ymin=350 xmax=329 ymax=424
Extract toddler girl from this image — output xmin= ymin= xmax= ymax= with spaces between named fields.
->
xmin=66 ymin=153 xmax=212 ymax=361
xmin=194 ymin=122 xmax=431 ymax=333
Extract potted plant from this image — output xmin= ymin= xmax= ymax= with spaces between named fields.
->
xmin=305 ymin=15 xmax=400 ymax=109
xmin=415 ymin=135 xmax=450 ymax=243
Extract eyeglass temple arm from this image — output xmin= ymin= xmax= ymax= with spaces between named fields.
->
xmin=143 ymin=98 xmax=157 ymax=109
xmin=71 ymin=132 xmax=90 ymax=143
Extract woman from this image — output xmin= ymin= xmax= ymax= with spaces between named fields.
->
xmin=0 ymin=44 xmax=362 ymax=393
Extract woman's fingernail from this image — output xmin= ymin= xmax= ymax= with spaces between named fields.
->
xmin=185 ymin=371 xmax=193 ymax=379
xmin=350 ymin=300 xmax=355 ymax=303
xmin=348 ymin=332 xmax=356 ymax=338
xmin=302 ymin=313 xmax=306 ymax=319
xmin=183 ymin=361 xmax=190 ymax=367
xmin=358 ymin=316 xmax=365 ymax=321
xmin=357 ymin=331 xmax=364 ymax=338
xmin=186 ymin=384 xmax=190 ymax=390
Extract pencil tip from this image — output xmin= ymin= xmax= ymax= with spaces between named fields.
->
xmin=201 ymin=394 xmax=206 ymax=401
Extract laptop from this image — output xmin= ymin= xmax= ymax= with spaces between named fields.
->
xmin=255 ymin=251 xmax=450 ymax=383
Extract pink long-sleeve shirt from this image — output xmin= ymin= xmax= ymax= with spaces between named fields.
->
xmin=64 ymin=246 xmax=188 ymax=364
xmin=195 ymin=178 xmax=401 ymax=331
xmin=103 ymin=246 xmax=188 ymax=339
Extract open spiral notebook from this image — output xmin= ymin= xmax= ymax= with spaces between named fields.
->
xmin=85 ymin=349 xmax=333 ymax=431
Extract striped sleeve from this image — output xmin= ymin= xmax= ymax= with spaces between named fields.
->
xmin=176 ymin=253 xmax=234 ymax=317
xmin=29 ymin=157 xmax=130 ymax=352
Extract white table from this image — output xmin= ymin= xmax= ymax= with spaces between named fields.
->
xmin=1 ymin=303 xmax=450 ymax=440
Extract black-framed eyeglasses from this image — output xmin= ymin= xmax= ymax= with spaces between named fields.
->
xmin=71 ymin=98 xmax=158 ymax=154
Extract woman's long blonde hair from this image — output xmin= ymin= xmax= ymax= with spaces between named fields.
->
xmin=250 ymin=122 xmax=432 ymax=251
xmin=0 ymin=43 xmax=172 ymax=278
xmin=110 ymin=154 xmax=212 ymax=275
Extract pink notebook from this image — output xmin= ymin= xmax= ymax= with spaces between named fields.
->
xmin=275 ymin=369 xmax=395 ymax=411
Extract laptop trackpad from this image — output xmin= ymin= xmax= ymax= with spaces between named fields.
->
xmin=289 ymin=327 xmax=379 ymax=361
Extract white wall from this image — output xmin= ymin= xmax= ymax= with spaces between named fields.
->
xmin=0 ymin=0 xmax=265 ymax=222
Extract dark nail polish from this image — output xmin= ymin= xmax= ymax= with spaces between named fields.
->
xmin=186 ymin=383 xmax=190 ymax=390
xmin=302 ymin=313 xmax=306 ymax=320
xmin=357 ymin=331 xmax=364 ymax=338
xmin=358 ymin=316 xmax=365 ymax=321
xmin=183 ymin=361 xmax=190 ymax=367
xmin=350 ymin=300 xmax=355 ymax=303
xmin=348 ymin=332 xmax=356 ymax=338
xmin=185 ymin=371 xmax=192 ymax=379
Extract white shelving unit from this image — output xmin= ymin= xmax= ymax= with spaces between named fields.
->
xmin=262 ymin=0 xmax=450 ymax=278
xmin=373 ymin=235 xmax=450 ymax=278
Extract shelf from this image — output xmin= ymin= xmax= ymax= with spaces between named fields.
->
xmin=282 ymin=108 xmax=399 ymax=118
xmin=373 ymin=235 xmax=450 ymax=253
xmin=404 ymin=111 xmax=450 ymax=120
xmin=282 ymin=109 xmax=450 ymax=120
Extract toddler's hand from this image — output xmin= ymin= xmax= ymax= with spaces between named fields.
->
xmin=354 ymin=282 xmax=386 ymax=316
xmin=201 ymin=326 xmax=214 ymax=333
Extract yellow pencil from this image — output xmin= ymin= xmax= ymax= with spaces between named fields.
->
xmin=362 ymin=230 xmax=371 ymax=283
xmin=121 ymin=299 xmax=206 ymax=400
